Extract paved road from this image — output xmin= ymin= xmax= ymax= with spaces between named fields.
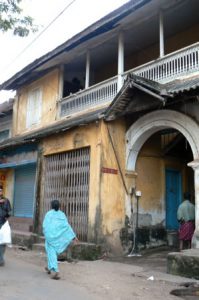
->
xmin=0 ymin=247 xmax=98 ymax=300
xmin=1 ymin=246 xmax=198 ymax=300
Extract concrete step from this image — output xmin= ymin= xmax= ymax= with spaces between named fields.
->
xmin=9 ymin=217 xmax=33 ymax=232
xmin=167 ymin=249 xmax=199 ymax=280
xmin=10 ymin=229 xmax=103 ymax=260
xmin=32 ymin=241 xmax=103 ymax=260
xmin=32 ymin=243 xmax=45 ymax=252
xmin=35 ymin=235 xmax=45 ymax=244
xmin=11 ymin=230 xmax=37 ymax=249
xmin=71 ymin=242 xmax=102 ymax=260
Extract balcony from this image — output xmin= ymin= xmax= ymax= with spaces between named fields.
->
xmin=59 ymin=42 xmax=199 ymax=118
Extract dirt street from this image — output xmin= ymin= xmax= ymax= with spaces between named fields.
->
xmin=0 ymin=246 xmax=198 ymax=300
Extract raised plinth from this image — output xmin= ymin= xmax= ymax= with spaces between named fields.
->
xmin=167 ymin=249 xmax=199 ymax=279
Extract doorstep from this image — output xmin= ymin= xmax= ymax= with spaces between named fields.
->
xmin=11 ymin=230 xmax=37 ymax=249
xmin=167 ymin=248 xmax=199 ymax=279
xmin=32 ymin=241 xmax=103 ymax=261
xmin=9 ymin=217 xmax=33 ymax=232
xmin=11 ymin=230 xmax=103 ymax=261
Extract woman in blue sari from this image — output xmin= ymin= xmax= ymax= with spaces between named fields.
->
xmin=43 ymin=200 xmax=77 ymax=279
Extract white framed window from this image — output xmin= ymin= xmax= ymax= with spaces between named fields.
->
xmin=26 ymin=88 xmax=42 ymax=128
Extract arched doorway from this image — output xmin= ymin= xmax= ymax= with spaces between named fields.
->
xmin=126 ymin=110 xmax=199 ymax=248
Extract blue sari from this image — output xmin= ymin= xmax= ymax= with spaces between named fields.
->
xmin=43 ymin=209 xmax=76 ymax=272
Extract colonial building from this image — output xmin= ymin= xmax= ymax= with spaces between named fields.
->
xmin=0 ymin=0 xmax=199 ymax=254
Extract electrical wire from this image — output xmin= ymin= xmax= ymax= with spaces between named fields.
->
xmin=2 ymin=0 xmax=77 ymax=73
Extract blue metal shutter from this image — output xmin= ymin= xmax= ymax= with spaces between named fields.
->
xmin=14 ymin=164 xmax=36 ymax=218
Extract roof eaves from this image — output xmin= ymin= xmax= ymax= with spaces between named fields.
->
xmin=0 ymin=108 xmax=105 ymax=150
xmin=0 ymin=0 xmax=151 ymax=90
xmin=166 ymin=76 xmax=199 ymax=95
xmin=104 ymin=73 xmax=167 ymax=121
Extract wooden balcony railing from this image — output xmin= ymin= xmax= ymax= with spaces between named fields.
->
xmin=60 ymin=76 xmax=118 ymax=117
xmin=131 ymin=42 xmax=199 ymax=83
xmin=60 ymin=42 xmax=199 ymax=117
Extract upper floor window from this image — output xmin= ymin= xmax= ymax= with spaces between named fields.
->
xmin=26 ymin=88 xmax=42 ymax=128
xmin=0 ymin=129 xmax=9 ymax=142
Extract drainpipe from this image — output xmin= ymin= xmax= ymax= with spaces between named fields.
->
xmin=159 ymin=10 xmax=165 ymax=58
xmin=85 ymin=50 xmax=90 ymax=89
xmin=118 ymin=32 xmax=124 ymax=92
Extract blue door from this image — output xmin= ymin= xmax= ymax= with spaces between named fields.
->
xmin=166 ymin=169 xmax=182 ymax=230
xmin=13 ymin=164 xmax=36 ymax=218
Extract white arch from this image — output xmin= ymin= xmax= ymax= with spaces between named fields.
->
xmin=126 ymin=110 xmax=199 ymax=171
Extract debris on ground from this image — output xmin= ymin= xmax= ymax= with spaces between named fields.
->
xmin=170 ymin=282 xmax=199 ymax=298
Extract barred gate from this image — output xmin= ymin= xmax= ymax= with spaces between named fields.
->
xmin=43 ymin=147 xmax=90 ymax=241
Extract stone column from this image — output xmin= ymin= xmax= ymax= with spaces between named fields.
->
xmin=125 ymin=170 xmax=137 ymax=218
xmin=117 ymin=32 xmax=124 ymax=92
xmin=188 ymin=159 xmax=199 ymax=248
xmin=85 ymin=50 xmax=90 ymax=89
xmin=159 ymin=10 xmax=164 ymax=58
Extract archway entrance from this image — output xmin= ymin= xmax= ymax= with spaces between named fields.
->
xmin=126 ymin=110 xmax=199 ymax=248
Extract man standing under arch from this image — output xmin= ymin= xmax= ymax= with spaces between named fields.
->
xmin=177 ymin=192 xmax=195 ymax=251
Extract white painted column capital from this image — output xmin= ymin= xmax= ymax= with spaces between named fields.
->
xmin=188 ymin=159 xmax=199 ymax=248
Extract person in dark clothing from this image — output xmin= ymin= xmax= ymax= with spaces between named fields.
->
xmin=0 ymin=186 xmax=11 ymax=266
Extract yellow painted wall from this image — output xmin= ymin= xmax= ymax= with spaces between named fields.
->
xmin=99 ymin=121 xmax=126 ymax=251
xmin=41 ymin=121 xmax=102 ymax=240
xmin=136 ymin=134 xmax=163 ymax=214
xmin=41 ymin=119 xmax=126 ymax=251
xmin=11 ymin=23 xmax=199 ymax=136
xmin=13 ymin=68 xmax=60 ymax=136
xmin=135 ymin=134 xmax=192 ymax=225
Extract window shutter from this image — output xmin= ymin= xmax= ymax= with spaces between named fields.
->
xmin=26 ymin=88 xmax=42 ymax=128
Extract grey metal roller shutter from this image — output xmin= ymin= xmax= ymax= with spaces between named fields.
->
xmin=13 ymin=164 xmax=36 ymax=218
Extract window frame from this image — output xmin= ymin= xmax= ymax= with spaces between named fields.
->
xmin=26 ymin=87 xmax=42 ymax=128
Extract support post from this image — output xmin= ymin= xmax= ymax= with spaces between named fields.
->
xmin=128 ymin=190 xmax=142 ymax=257
xmin=85 ymin=50 xmax=90 ymax=89
xmin=159 ymin=10 xmax=164 ymax=58
xmin=118 ymin=32 xmax=124 ymax=91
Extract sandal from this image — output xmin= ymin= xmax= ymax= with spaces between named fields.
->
xmin=51 ymin=272 xmax=60 ymax=280
xmin=45 ymin=267 xmax=51 ymax=274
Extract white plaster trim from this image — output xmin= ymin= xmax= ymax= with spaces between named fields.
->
xmin=126 ymin=110 xmax=199 ymax=171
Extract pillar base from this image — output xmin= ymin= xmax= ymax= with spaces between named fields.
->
xmin=167 ymin=249 xmax=199 ymax=279
xmin=192 ymin=228 xmax=199 ymax=248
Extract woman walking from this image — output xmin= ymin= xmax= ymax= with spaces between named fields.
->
xmin=43 ymin=200 xmax=78 ymax=279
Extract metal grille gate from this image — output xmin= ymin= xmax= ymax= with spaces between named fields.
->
xmin=43 ymin=147 xmax=90 ymax=241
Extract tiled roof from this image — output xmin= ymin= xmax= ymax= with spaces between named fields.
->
xmin=104 ymin=73 xmax=199 ymax=121
xmin=166 ymin=75 xmax=199 ymax=94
